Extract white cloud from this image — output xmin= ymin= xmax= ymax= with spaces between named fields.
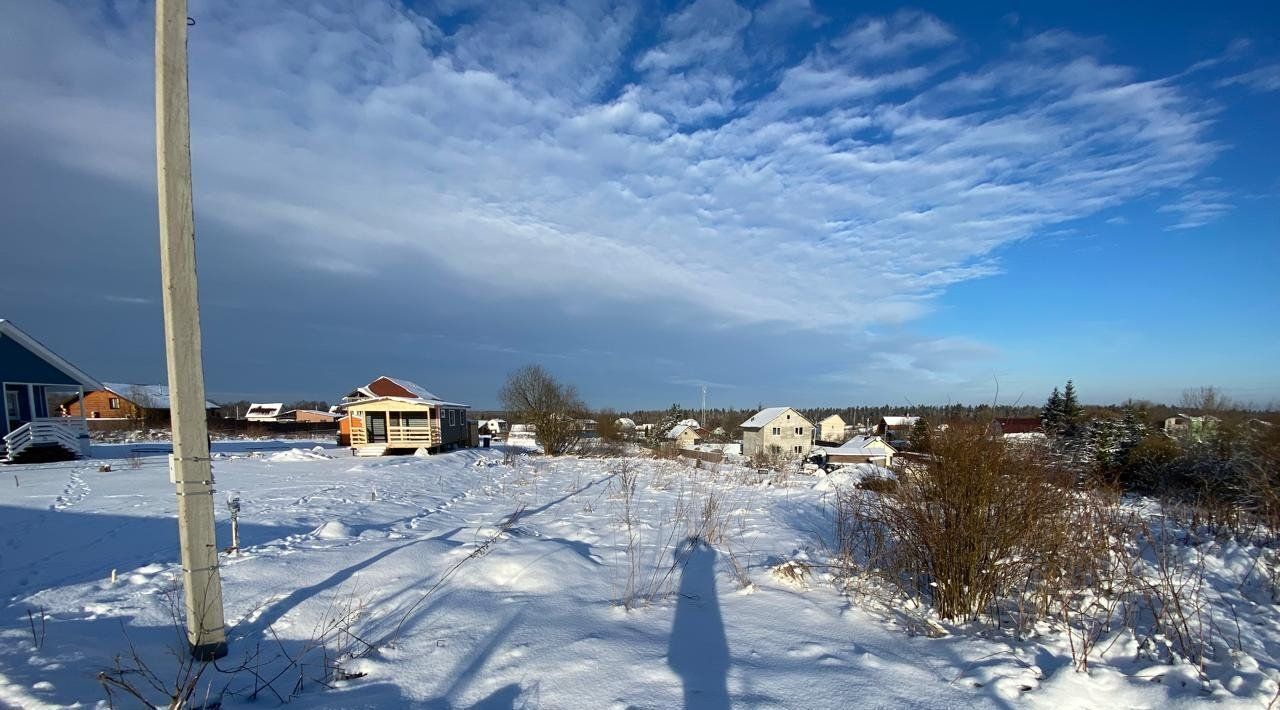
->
xmin=0 ymin=1 xmax=1226 ymax=336
xmin=1217 ymin=64 xmax=1280 ymax=93
xmin=1159 ymin=189 xmax=1233 ymax=230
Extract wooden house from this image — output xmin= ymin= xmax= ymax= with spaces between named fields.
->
xmin=1 ymin=319 xmax=100 ymax=462
xmin=279 ymin=409 xmax=341 ymax=423
xmin=339 ymin=376 xmax=470 ymax=456
xmin=876 ymin=416 xmax=919 ymax=441
xmin=64 ymin=383 xmax=218 ymax=424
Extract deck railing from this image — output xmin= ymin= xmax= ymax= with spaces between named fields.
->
xmin=3 ymin=417 xmax=90 ymax=461
xmin=349 ymin=421 xmax=440 ymax=448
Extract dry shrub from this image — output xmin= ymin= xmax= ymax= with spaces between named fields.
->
xmin=856 ymin=475 xmax=897 ymax=494
xmin=885 ymin=424 xmax=1075 ymax=620
xmin=770 ymin=559 xmax=811 ymax=587
xmin=835 ymin=425 xmax=1236 ymax=671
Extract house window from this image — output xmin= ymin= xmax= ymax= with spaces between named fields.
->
xmin=795 ymin=427 xmax=803 ymax=435
xmin=5 ymin=391 xmax=19 ymax=419
xmin=109 ymin=397 xmax=120 ymax=410
xmin=448 ymin=410 xmax=456 ymax=426
xmin=794 ymin=446 xmax=803 ymax=453
xmin=772 ymin=427 xmax=780 ymax=435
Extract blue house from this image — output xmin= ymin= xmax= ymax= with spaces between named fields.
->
xmin=1 ymin=319 xmax=102 ymax=462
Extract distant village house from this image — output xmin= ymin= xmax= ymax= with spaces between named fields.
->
xmin=987 ymin=417 xmax=1045 ymax=440
xmin=876 ymin=416 xmax=919 ymax=441
xmin=817 ymin=414 xmax=847 ymax=443
xmin=741 ymin=407 xmax=813 ymax=458
xmin=245 ymin=403 xmax=285 ymax=422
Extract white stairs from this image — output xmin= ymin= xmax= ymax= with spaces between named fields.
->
xmin=3 ymin=418 xmax=90 ymax=463
xmin=354 ymin=444 xmax=388 ymax=457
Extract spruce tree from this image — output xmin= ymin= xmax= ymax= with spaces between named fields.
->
xmin=1062 ymin=380 xmax=1082 ymax=435
xmin=1042 ymin=387 xmax=1064 ymax=432
xmin=908 ymin=417 xmax=932 ymax=452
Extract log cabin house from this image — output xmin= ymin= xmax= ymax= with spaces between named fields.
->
xmin=63 ymin=383 xmax=219 ymax=424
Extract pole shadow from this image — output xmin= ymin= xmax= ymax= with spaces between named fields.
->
xmin=667 ymin=537 xmax=730 ymax=710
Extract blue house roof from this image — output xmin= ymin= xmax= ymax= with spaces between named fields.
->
xmin=0 ymin=320 xmax=102 ymax=390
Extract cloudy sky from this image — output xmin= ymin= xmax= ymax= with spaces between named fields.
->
xmin=1 ymin=0 xmax=1277 ymax=410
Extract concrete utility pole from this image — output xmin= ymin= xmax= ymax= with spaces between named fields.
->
xmin=155 ymin=0 xmax=227 ymax=661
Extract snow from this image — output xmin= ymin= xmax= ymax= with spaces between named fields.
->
xmin=667 ymin=423 xmax=696 ymax=439
xmin=0 ymin=448 xmax=1275 ymax=708
xmin=741 ymin=406 xmax=795 ymax=429
xmin=837 ymin=435 xmax=880 ymax=449
xmin=383 ymin=377 xmax=442 ymax=403
xmin=102 ymin=382 xmax=219 ymax=410
xmin=245 ymin=402 xmax=284 ymax=420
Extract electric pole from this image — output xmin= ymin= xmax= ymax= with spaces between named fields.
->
xmin=156 ymin=0 xmax=227 ymax=661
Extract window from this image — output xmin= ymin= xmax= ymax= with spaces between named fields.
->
xmin=108 ymin=397 xmax=120 ymax=410
xmin=771 ymin=427 xmax=780 ymax=435
xmin=448 ymin=409 xmax=456 ymax=426
xmin=5 ymin=391 xmax=19 ymax=419
xmin=794 ymin=446 xmax=803 ymax=453
xmin=795 ymin=427 xmax=803 ymax=435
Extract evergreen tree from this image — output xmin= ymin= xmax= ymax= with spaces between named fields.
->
xmin=908 ymin=417 xmax=932 ymax=452
xmin=1062 ymin=380 xmax=1082 ymax=435
xmin=651 ymin=404 xmax=687 ymax=442
xmin=1042 ymin=387 xmax=1064 ymax=432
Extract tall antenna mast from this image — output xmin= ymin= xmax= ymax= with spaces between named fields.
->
xmin=700 ymin=384 xmax=707 ymax=424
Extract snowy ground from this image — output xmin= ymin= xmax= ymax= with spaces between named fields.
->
xmin=0 ymin=445 xmax=1275 ymax=708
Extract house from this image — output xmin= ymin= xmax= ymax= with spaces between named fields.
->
xmin=876 ymin=416 xmax=919 ymax=440
xmin=279 ymin=409 xmax=341 ymax=423
xmin=478 ymin=418 xmax=508 ymax=436
xmin=741 ymin=407 xmax=813 ymax=458
xmin=988 ymin=417 xmax=1045 ymax=440
xmin=811 ymin=435 xmax=897 ymax=468
xmin=817 ymin=414 xmax=847 ymax=443
xmin=338 ymin=376 xmax=470 ymax=456
xmin=245 ymin=403 xmax=285 ymax=422
xmin=666 ymin=423 xmax=707 ymax=448
xmin=64 ymin=383 xmax=218 ymax=423
xmin=1164 ymin=414 xmax=1219 ymax=440
xmin=1 ymin=319 xmax=100 ymax=462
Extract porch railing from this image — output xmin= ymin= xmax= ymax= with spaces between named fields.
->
xmin=3 ymin=417 xmax=90 ymax=462
xmin=349 ymin=421 xmax=440 ymax=448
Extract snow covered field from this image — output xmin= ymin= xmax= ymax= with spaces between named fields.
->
xmin=0 ymin=445 xmax=1276 ymax=708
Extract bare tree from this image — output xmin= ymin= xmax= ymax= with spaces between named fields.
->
xmin=499 ymin=365 xmax=586 ymax=455
xmin=1180 ymin=386 xmax=1233 ymax=414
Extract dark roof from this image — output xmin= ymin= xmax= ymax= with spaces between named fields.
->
xmin=994 ymin=417 xmax=1042 ymax=434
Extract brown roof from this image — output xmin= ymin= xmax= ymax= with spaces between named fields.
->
xmin=994 ymin=417 xmax=1042 ymax=434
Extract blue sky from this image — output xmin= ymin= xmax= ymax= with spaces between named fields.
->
xmin=0 ymin=0 xmax=1277 ymax=410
